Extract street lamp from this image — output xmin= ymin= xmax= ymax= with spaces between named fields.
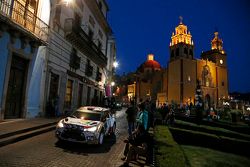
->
xmin=113 ymin=61 xmax=118 ymax=68
xmin=111 ymin=81 xmax=115 ymax=86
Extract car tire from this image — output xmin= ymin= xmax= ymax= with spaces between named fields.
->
xmin=98 ymin=132 xmax=104 ymax=145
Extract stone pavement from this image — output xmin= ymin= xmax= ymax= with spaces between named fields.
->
xmin=0 ymin=115 xmax=154 ymax=167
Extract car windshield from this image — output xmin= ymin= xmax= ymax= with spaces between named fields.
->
xmin=71 ymin=111 xmax=101 ymax=121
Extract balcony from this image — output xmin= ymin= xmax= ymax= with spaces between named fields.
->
xmin=0 ymin=0 xmax=48 ymax=42
xmin=64 ymin=18 xmax=107 ymax=68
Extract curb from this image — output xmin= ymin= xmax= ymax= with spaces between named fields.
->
xmin=0 ymin=123 xmax=57 ymax=147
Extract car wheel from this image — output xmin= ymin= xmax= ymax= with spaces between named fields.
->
xmin=98 ymin=132 xmax=104 ymax=145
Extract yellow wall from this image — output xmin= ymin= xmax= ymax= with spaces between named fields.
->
xmin=162 ymin=69 xmax=168 ymax=95
xmin=217 ymin=66 xmax=228 ymax=99
xmin=168 ymin=60 xmax=181 ymax=103
xmin=182 ymin=59 xmax=196 ymax=104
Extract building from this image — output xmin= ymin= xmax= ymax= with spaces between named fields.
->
xmin=128 ymin=18 xmax=229 ymax=109
xmin=44 ymin=0 xmax=114 ymax=117
xmin=0 ymin=0 xmax=115 ymax=120
xmin=127 ymin=53 xmax=163 ymax=103
xmin=0 ymin=0 xmax=49 ymax=119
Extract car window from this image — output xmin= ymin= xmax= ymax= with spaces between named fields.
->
xmin=71 ymin=111 xmax=101 ymax=121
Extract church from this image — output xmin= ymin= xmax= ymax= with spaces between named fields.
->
xmin=127 ymin=18 xmax=229 ymax=109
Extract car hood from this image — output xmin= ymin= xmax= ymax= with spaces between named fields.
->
xmin=63 ymin=117 xmax=100 ymax=128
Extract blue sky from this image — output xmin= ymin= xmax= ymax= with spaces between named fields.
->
xmin=107 ymin=0 xmax=250 ymax=93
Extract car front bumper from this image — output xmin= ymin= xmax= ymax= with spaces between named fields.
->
xmin=55 ymin=128 xmax=99 ymax=144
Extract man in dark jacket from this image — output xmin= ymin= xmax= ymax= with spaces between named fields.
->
xmin=126 ymin=100 xmax=136 ymax=136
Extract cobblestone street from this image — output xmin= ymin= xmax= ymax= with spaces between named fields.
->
xmin=0 ymin=108 xmax=129 ymax=167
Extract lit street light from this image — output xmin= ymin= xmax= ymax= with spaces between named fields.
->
xmin=113 ymin=61 xmax=118 ymax=68
xmin=111 ymin=81 xmax=115 ymax=86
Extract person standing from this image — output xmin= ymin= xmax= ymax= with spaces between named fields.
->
xmin=126 ymin=100 xmax=136 ymax=136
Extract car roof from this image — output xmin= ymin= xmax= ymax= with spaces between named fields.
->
xmin=76 ymin=106 xmax=110 ymax=113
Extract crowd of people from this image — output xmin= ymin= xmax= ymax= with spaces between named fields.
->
xmin=121 ymin=99 xmax=154 ymax=167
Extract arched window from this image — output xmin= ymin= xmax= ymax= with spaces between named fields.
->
xmin=171 ymin=50 xmax=174 ymax=58
xmin=184 ymin=48 xmax=188 ymax=55
xmin=176 ymin=48 xmax=179 ymax=57
xmin=189 ymin=49 xmax=193 ymax=57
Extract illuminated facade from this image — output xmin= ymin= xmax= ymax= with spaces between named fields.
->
xmin=166 ymin=18 xmax=228 ymax=108
xmin=129 ymin=18 xmax=228 ymax=109
xmin=127 ymin=54 xmax=163 ymax=103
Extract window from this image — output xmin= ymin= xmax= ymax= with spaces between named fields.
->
xmin=184 ymin=48 xmax=188 ymax=55
xmin=75 ymin=12 xmax=81 ymax=26
xmin=189 ymin=49 xmax=193 ymax=57
xmin=89 ymin=15 xmax=95 ymax=28
xmin=28 ymin=0 xmax=37 ymax=9
xmin=88 ymin=28 xmax=94 ymax=40
xmin=78 ymin=83 xmax=83 ymax=107
xmin=54 ymin=0 xmax=61 ymax=25
xmin=171 ymin=50 xmax=174 ymax=58
xmin=98 ymin=1 xmax=103 ymax=10
xmin=98 ymin=30 xmax=103 ymax=39
xmin=98 ymin=40 xmax=102 ymax=50
xmin=76 ymin=0 xmax=83 ymax=11
xmin=222 ymin=81 xmax=224 ymax=86
xmin=64 ymin=79 xmax=73 ymax=108
xmin=176 ymin=48 xmax=179 ymax=57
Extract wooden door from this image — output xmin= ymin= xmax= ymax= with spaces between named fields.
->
xmin=5 ymin=56 xmax=28 ymax=119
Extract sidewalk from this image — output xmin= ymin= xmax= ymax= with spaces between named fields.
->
xmin=0 ymin=117 xmax=60 ymax=147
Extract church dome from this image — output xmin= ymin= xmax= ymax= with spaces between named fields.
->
xmin=143 ymin=59 xmax=161 ymax=69
xmin=138 ymin=54 xmax=161 ymax=72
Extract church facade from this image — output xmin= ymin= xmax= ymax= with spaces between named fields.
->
xmin=128 ymin=19 xmax=228 ymax=109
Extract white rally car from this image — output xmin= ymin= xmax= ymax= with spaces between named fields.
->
xmin=55 ymin=106 xmax=116 ymax=145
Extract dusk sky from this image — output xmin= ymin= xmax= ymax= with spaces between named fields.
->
xmin=107 ymin=0 xmax=250 ymax=93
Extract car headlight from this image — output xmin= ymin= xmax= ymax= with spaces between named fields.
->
xmin=85 ymin=126 xmax=97 ymax=132
xmin=56 ymin=121 xmax=64 ymax=128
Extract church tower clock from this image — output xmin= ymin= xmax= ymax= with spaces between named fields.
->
xmin=201 ymin=31 xmax=227 ymax=67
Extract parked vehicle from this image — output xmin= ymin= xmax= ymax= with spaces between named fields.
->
xmin=55 ymin=106 xmax=116 ymax=145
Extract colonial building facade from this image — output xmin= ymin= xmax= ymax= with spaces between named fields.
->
xmin=0 ymin=0 xmax=49 ymax=119
xmin=0 ymin=0 xmax=115 ymax=120
xmin=127 ymin=19 xmax=228 ymax=109
xmin=44 ymin=0 xmax=114 ymax=117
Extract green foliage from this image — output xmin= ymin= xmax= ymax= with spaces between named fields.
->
xmin=155 ymin=126 xmax=187 ymax=167
xmin=174 ymin=120 xmax=250 ymax=140
xmin=182 ymin=145 xmax=250 ymax=167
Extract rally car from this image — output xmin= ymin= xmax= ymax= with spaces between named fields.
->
xmin=55 ymin=106 xmax=116 ymax=145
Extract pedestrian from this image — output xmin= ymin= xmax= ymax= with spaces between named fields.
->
xmin=122 ymin=103 xmax=151 ymax=166
xmin=126 ymin=100 xmax=136 ymax=136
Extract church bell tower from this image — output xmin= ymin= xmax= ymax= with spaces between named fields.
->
xmin=201 ymin=31 xmax=227 ymax=67
xmin=169 ymin=17 xmax=194 ymax=61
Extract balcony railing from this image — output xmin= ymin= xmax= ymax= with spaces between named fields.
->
xmin=64 ymin=18 xmax=107 ymax=68
xmin=0 ymin=0 xmax=48 ymax=42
